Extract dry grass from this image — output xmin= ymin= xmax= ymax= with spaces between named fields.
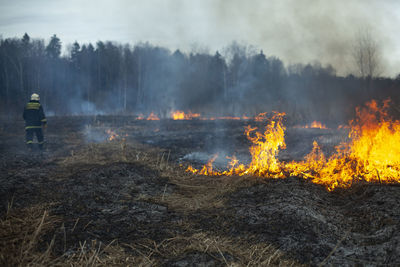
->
xmin=125 ymin=232 xmax=302 ymax=266
xmin=159 ymin=173 xmax=258 ymax=211
xmin=0 ymin=204 xmax=59 ymax=266
xmin=62 ymin=239 xmax=151 ymax=266
xmin=0 ymin=139 xmax=302 ymax=266
xmin=1 ymin=203 xmax=300 ymax=266
xmin=0 ymin=204 xmax=155 ymax=266
xmin=59 ymin=140 xmax=164 ymax=168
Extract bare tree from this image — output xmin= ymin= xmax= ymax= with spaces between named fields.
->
xmin=352 ymin=28 xmax=381 ymax=78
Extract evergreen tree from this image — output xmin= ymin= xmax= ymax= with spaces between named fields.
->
xmin=46 ymin=34 xmax=61 ymax=59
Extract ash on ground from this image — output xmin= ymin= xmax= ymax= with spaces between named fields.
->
xmin=0 ymin=116 xmax=399 ymax=266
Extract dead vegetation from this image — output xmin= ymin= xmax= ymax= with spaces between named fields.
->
xmin=0 ymin=117 xmax=399 ymax=266
xmin=0 ymin=204 xmax=151 ymax=266
xmin=0 ymin=205 xmax=298 ymax=266
xmin=0 ymin=147 xmax=299 ymax=266
xmin=0 ymin=205 xmax=59 ymax=266
xmin=125 ymin=232 xmax=300 ymax=267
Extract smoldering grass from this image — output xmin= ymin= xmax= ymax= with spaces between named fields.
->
xmin=0 ymin=141 xmax=302 ymax=266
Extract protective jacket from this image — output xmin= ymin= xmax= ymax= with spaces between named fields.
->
xmin=23 ymin=100 xmax=47 ymax=128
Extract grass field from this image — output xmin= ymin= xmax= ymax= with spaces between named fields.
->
xmin=0 ymin=116 xmax=399 ymax=266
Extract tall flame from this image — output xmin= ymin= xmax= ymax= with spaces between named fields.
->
xmin=243 ymin=112 xmax=286 ymax=176
xmin=187 ymin=100 xmax=400 ymax=190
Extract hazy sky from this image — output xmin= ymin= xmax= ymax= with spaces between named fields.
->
xmin=1 ymin=0 xmax=400 ymax=76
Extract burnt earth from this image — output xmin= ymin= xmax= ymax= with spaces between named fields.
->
xmin=225 ymin=179 xmax=400 ymax=265
xmin=1 ymin=115 xmax=399 ymax=266
xmin=51 ymin=163 xmax=176 ymax=244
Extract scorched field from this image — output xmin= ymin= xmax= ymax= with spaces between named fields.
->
xmin=1 ymin=113 xmax=399 ymax=266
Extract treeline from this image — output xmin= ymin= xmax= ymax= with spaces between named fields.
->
xmin=1 ymin=33 xmax=400 ymax=123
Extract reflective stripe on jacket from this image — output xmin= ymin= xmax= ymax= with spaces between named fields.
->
xmin=23 ymin=100 xmax=46 ymax=127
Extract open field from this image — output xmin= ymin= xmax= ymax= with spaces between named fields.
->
xmin=1 ymin=116 xmax=399 ymax=266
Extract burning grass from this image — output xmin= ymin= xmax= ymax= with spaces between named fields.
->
xmin=135 ymin=112 xmax=161 ymax=120
xmin=1 ymin=111 xmax=399 ymax=265
xmin=136 ymin=110 xmax=269 ymax=121
xmin=294 ymin=121 xmax=328 ymax=129
xmin=171 ymin=110 xmax=201 ymax=120
xmin=1 ymin=141 xmax=302 ymax=266
xmin=187 ymin=100 xmax=400 ymax=190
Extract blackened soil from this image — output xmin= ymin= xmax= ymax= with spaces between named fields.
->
xmin=51 ymin=163 xmax=177 ymax=244
xmin=1 ymin=116 xmax=399 ymax=266
xmin=225 ymin=179 xmax=400 ymax=265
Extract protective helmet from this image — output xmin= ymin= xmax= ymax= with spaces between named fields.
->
xmin=31 ymin=93 xmax=40 ymax=101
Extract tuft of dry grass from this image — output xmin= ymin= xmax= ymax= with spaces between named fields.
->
xmin=59 ymin=140 xmax=165 ymax=168
xmin=62 ymin=239 xmax=149 ymax=266
xmin=125 ymin=232 xmax=301 ymax=266
xmin=0 ymin=204 xmax=155 ymax=266
xmin=157 ymin=170 xmax=261 ymax=211
xmin=0 ymin=205 xmax=59 ymax=266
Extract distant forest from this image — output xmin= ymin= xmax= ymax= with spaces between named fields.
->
xmin=1 ymin=33 xmax=400 ymax=124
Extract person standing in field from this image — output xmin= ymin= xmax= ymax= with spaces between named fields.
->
xmin=23 ymin=93 xmax=47 ymax=151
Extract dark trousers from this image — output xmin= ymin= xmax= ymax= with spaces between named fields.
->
xmin=26 ymin=128 xmax=44 ymax=150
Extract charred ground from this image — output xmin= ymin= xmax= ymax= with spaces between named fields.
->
xmin=0 ymin=116 xmax=399 ymax=266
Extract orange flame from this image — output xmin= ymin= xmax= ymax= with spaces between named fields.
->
xmin=337 ymin=124 xmax=350 ymax=130
xmin=138 ymin=112 xmax=274 ymax=121
xmin=199 ymin=116 xmax=250 ymax=120
xmin=106 ymin=129 xmax=119 ymax=141
xmin=186 ymin=154 xmax=219 ymax=175
xmin=186 ymin=101 xmax=400 ymax=190
xmin=295 ymin=121 xmax=328 ymax=129
xmin=147 ymin=112 xmax=160 ymax=121
xmin=254 ymin=112 xmax=268 ymax=122
xmin=216 ymin=116 xmax=241 ymax=120
xmin=171 ymin=110 xmax=201 ymax=120
xmin=309 ymin=121 xmax=327 ymax=129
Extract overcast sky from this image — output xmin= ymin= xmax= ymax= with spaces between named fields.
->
xmin=1 ymin=0 xmax=400 ymax=76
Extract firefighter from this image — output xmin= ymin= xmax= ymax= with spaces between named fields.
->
xmin=23 ymin=93 xmax=47 ymax=151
